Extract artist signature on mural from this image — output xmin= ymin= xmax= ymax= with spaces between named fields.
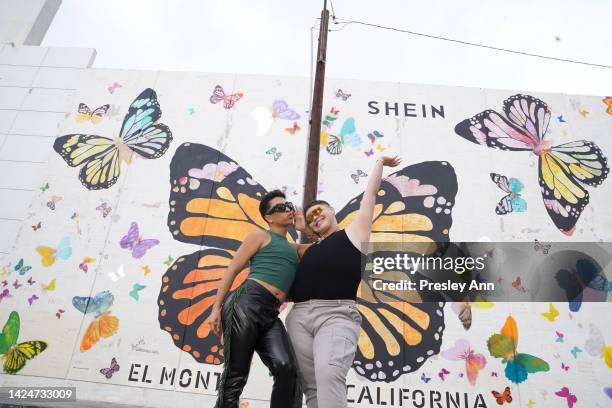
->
xmin=131 ymin=337 xmax=160 ymax=354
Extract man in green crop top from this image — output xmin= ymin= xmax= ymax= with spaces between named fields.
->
xmin=210 ymin=190 xmax=304 ymax=408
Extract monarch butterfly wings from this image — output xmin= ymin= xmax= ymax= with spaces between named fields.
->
xmin=168 ymin=143 xmax=297 ymax=249
xmin=336 ymin=161 xmax=458 ymax=382
xmin=161 ymin=142 xmax=297 ymax=364
xmin=158 ymin=248 xmax=249 ymax=365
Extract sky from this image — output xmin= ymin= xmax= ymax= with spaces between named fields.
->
xmin=42 ymin=0 xmax=612 ymax=96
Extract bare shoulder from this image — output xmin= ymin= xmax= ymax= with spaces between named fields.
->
xmin=245 ymin=229 xmax=268 ymax=245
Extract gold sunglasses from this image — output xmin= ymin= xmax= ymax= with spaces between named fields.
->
xmin=305 ymin=206 xmax=323 ymax=225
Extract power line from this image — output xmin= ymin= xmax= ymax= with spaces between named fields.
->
xmin=328 ymin=18 xmax=612 ymax=70
xmin=328 ymin=0 xmax=337 ymax=21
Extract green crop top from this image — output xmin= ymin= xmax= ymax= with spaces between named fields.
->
xmin=248 ymin=230 xmax=298 ymax=293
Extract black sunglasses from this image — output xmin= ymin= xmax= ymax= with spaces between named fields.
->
xmin=266 ymin=202 xmax=294 ymax=215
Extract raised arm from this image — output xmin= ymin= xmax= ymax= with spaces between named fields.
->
xmin=346 ymin=156 xmax=401 ymax=247
xmin=209 ymin=230 xmax=266 ymax=336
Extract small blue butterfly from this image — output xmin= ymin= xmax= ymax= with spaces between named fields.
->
xmin=420 ymin=372 xmax=431 ymax=383
xmin=14 ymin=259 xmax=32 ymax=275
xmin=129 ymin=283 xmax=146 ymax=301
xmin=570 ymin=346 xmax=582 ymax=359
xmin=557 ymin=115 xmax=566 ymax=123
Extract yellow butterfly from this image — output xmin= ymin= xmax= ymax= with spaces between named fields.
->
xmin=75 ymin=103 xmax=109 ymax=124
xmin=540 ymin=303 xmax=559 ymax=322
xmin=35 ymin=237 xmax=72 ymax=267
xmin=375 ymin=143 xmax=386 ymax=152
xmin=0 ymin=266 xmax=9 ymax=276
xmin=41 ymin=278 xmax=56 ymax=292
xmin=141 ymin=265 xmax=151 ymax=276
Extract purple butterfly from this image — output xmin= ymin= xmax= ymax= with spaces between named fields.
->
xmin=28 ymin=294 xmax=39 ymax=306
xmin=120 ymin=222 xmax=159 ymax=259
xmin=100 ymin=357 xmax=120 ymax=379
xmin=272 ymin=100 xmax=301 ymax=120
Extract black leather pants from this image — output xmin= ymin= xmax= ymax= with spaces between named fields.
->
xmin=215 ymin=279 xmax=301 ymax=408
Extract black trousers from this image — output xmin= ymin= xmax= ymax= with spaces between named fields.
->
xmin=215 ymin=279 xmax=301 ymax=408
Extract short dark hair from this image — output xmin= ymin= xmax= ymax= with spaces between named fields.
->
xmin=304 ymin=199 xmax=331 ymax=216
xmin=259 ymin=189 xmax=286 ymax=219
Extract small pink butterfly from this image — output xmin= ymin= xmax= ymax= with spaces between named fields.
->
xmin=209 ymin=85 xmax=243 ymax=109
xmin=56 ymin=308 xmax=65 ymax=319
xmin=107 ymin=82 xmax=122 ymax=94
xmin=491 ymin=371 xmax=498 ymax=377
xmin=2 ymin=280 xmax=7 ymax=287
xmin=27 ymin=294 xmax=39 ymax=306
xmin=96 ymin=202 xmax=112 ymax=218
xmin=27 ymin=277 xmax=35 ymax=285
xmin=13 ymin=279 xmax=22 ymax=289
xmin=555 ymin=387 xmax=577 ymax=408
xmin=0 ymin=288 xmax=11 ymax=302
xmin=364 ymin=148 xmax=374 ymax=157
xmin=561 ymin=363 xmax=570 ymax=371
xmin=438 ymin=368 xmax=450 ymax=381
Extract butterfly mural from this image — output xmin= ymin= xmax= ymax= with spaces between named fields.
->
xmin=53 ymin=88 xmax=173 ymax=190
xmin=72 ymin=291 xmax=119 ymax=352
xmin=209 ymin=85 xmax=243 ymax=109
xmin=14 ymin=259 xmax=32 ymax=275
xmin=120 ymin=222 xmax=159 ymax=259
xmin=129 ymin=283 xmax=146 ymax=301
xmin=555 ymin=387 xmax=577 ymax=408
xmin=451 ymin=299 xmax=494 ymax=331
xmin=284 ymin=122 xmax=301 ymax=135
xmin=350 ymin=169 xmax=367 ymax=184
xmin=455 ymin=94 xmax=609 ymax=235
xmin=0 ymin=311 xmax=47 ymax=373
xmin=41 ymin=278 xmax=56 ymax=292
xmin=491 ymin=387 xmax=512 ymax=405
xmin=442 ymin=339 xmax=487 ymax=385
xmin=555 ymin=258 xmax=611 ymax=312
xmin=107 ymin=82 xmax=122 ymax=94
xmin=321 ymin=107 xmax=339 ymax=129
xmin=487 ymin=316 xmax=549 ymax=383
xmin=326 ymin=117 xmax=362 ymax=155
xmin=540 ymin=303 xmax=559 ymax=322
xmin=335 ymin=89 xmax=351 ymax=100
xmin=603 ymin=97 xmax=612 ymax=115
xmin=160 ymin=142 xmax=458 ymax=382
xmin=585 ymin=323 xmax=612 ymax=368
xmin=100 ymin=357 xmax=120 ymax=379
xmin=96 ymin=202 xmax=112 ymax=218
xmin=265 ymin=147 xmax=282 ymax=161
xmin=76 ymin=103 xmax=109 ymax=124
xmin=252 ymin=100 xmax=301 ymax=136
xmin=533 ymin=239 xmax=551 ymax=254
xmin=490 ymin=173 xmax=527 ymax=214
xmin=570 ymin=346 xmax=583 ymax=359
xmin=35 ymin=236 xmax=72 ymax=267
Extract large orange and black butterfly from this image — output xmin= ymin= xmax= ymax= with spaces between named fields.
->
xmin=158 ymin=143 xmax=458 ymax=382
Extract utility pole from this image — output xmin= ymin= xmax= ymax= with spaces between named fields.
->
xmin=302 ymin=0 xmax=329 ymax=242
